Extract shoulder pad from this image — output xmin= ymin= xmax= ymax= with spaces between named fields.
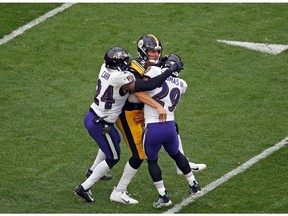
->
xmin=128 ymin=58 xmax=147 ymax=77
xmin=110 ymin=72 xmax=135 ymax=87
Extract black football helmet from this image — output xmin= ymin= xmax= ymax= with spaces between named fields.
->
xmin=104 ymin=47 xmax=130 ymax=71
xmin=137 ymin=34 xmax=162 ymax=64
xmin=161 ymin=53 xmax=184 ymax=77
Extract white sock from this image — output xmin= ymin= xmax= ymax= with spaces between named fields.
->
xmin=82 ymin=160 xmax=110 ymax=190
xmin=90 ymin=149 xmax=106 ymax=171
xmin=154 ymin=180 xmax=166 ymax=196
xmin=116 ymin=161 xmax=138 ymax=191
xmin=185 ymin=172 xmax=196 ymax=186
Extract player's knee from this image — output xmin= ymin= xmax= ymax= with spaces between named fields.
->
xmin=147 ymin=159 xmax=157 ymax=166
xmin=105 ymin=158 xmax=120 ymax=169
xmin=170 ymin=151 xmax=191 ymax=174
xmin=170 ymin=151 xmax=187 ymax=165
xmin=169 ymin=151 xmax=182 ymax=160
xmin=129 ymin=157 xmax=143 ymax=169
xmin=147 ymin=159 xmax=161 ymax=182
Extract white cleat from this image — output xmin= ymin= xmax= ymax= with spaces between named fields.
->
xmin=189 ymin=162 xmax=207 ymax=171
xmin=110 ymin=187 xmax=139 ymax=204
xmin=177 ymin=162 xmax=207 ymax=174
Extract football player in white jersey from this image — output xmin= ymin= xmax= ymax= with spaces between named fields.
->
xmin=74 ymin=47 xmax=182 ymax=203
xmin=134 ymin=54 xmax=201 ymax=208
xmin=109 ymin=34 xmax=206 ymax=205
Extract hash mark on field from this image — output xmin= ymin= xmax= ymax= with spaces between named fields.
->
xmin=217 ymin=40 xmax=288 ymax=55
xmin=164 ymin=136 xmax=288 ymax=214
xmin=0 ymin=3 xmax=75 ymax=46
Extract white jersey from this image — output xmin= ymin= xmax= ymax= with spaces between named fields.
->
xmin=90 ymin=63 xmax=135 ymax=123
xmin=143 ymin=66 xmax=187 ymax=124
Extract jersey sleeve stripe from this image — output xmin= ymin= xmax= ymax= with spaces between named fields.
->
xmin=130 ymin=60 xmax=145 ymax=76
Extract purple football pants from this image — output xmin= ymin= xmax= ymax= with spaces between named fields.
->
xmin=143 ymin=121 xmax=179 ymax=160
xmin=84 ymin=110 xmax=121 ymax=160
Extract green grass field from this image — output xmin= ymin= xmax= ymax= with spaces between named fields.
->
xmin=0 ymin=3 xmax=287 ymax=214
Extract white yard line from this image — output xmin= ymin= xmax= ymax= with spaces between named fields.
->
xmin=164 ymin=136 xmax=288 ymax=214
xmin=0 ymin=3 xmax=76 ymax=46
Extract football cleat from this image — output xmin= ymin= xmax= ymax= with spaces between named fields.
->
xmin=153 ymin=191 xmax=172 ymax=209
xmin=177 ymin=162 xmax=207 ymax=174
xmin=85 ymin=169 xmax=112 ymax=196
xmin=86 ymin=169 xmax=112 ymax=181
xmin=110 ymin=187 xmax=138 ymax=204
xmin=100 ymin=174 xmax=112 ymax=181
xmin=74 ymin=185 xmax=95 ymax=202
xmin=189 ymin=181 xmax=201 ymax=194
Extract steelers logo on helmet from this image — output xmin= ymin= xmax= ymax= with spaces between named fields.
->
xmin=138 ymin=39 xmax=144 ymax=49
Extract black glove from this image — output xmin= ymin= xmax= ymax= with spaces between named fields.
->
xmin=166 ymin=60 xmax=184 ymax=73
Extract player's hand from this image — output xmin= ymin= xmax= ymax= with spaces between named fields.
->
xmin=156 ymin=106 xmax=167 ymax=122
xmin=133 ymin=111 xmax=145 ymax=125
xmin=167 ymin=60 xmax=183 ymax=73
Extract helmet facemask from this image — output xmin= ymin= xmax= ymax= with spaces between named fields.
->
xmin=146 ymin=49 xmax=161 ymax=65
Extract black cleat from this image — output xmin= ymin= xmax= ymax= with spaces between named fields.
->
xmin=189 ymin=181 xmax=201 ymax=194
xmin=74 ymin=185 xmax=95 ymax=202
xmin=100 ymin=174 xmax=112 ymax=181
xmin=153 ymin=191 xmax=172 ymax=208
xmin=85 ymin=169 xmax=93 ymax=178
xmin=86 ymin=169 xmax=112 ymax=181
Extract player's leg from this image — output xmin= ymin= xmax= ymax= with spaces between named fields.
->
xmin=170 ymin=151 xmax=201 ymax=194
xmin=74 ymin=111 xmax=121 ymax=202
xmin=163 ymin=122 xmax=201 ymax=195
xmin=110 ymin=110 xmax=144 ymax=204
xmin=144 ymin=122 xmax=172 ymax=208
xmin=86 ymin=148 xmax=112 ymax=181
xmin=175 ymin=122 xmax=207 ymax=173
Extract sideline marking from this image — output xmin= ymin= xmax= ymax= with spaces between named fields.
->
xmin=0 ymin=3 xmax=75 ymax=46
xmin=164 ymin=136 xmax=288 ymax=214
xmin=217 ymin=40 xmax=288 ymax=55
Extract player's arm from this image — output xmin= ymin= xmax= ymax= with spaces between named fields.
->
xmin=134 ymin=91 xmax=166 ymax=122
xmin=133 ymin=61 xmax=182 ymax=92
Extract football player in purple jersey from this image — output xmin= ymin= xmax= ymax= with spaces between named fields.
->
xmin=74 ymin=46 xmax=181 ymax=203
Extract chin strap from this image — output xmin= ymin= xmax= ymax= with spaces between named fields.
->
xmin=148 ymin=59 xmax=159 ymax=64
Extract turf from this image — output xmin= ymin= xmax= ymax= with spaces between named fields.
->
xmin=0 ymin=3 xmax=287 ymax=213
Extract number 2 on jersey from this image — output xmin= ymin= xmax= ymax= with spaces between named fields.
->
xmin=94 ymin=79 xmax=115 ymax=109
xmin=152 ymin=82 xmax=181 ymax=112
